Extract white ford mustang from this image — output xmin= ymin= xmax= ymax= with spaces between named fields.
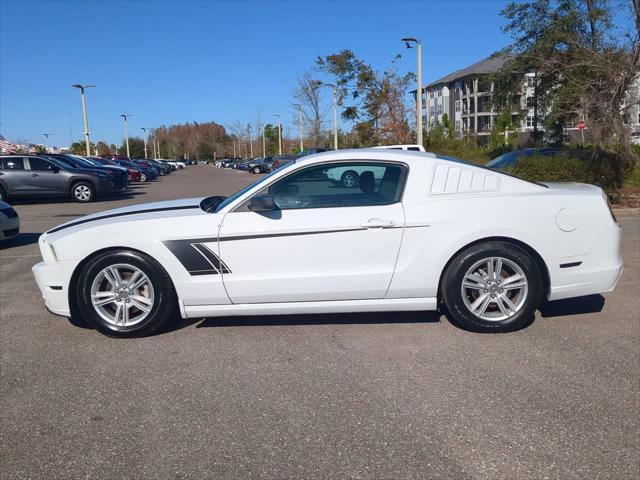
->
xmin=32 ymin=149 xmax=623 ymax=336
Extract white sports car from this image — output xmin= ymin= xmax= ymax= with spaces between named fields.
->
xmin=32 ymin=149 xmax=623 ymax=337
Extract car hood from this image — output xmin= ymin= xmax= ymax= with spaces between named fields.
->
xmin=45 ymin=197 xmax=208 ymax=237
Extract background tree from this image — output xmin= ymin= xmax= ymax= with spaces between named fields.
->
xmin=120 ymin=137 xmax=145 ymax=158
xmin=96 ymin=141 xmax=111 ymax=156
xmin=68 ymin=140 xmax=95 ymax=155
xmin=293 ymin=71 xmax=326 ymax=144
xmin=316 ymin=50 xmax=414 ymax=145
xmin=263 ymin=124 xmax=280 ymax=155
xmin=496 ymin=0 xmax=639 ymax=184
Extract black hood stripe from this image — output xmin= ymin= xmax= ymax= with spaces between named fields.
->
xmin=47 ymin=205 xmax=200 ymax=234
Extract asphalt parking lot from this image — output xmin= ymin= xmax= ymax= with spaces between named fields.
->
xmin=1 ymin=165 xmax=639 ymax=479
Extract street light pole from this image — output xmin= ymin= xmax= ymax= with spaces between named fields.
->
xmin=262 ymin=125 xmax=266 ymax=157
xmin=71 ymin=84 xmax=95 ymax=156
xmin=141 ymin=127 xmax=149 ymax=159
xmin=401 ymin=37 xmax=423 ymax=146
xmin=43 ymin=133 xmax=52 ymax=151
xmin=274 ymin=114 xmax=282 ymax=155
xmin=293 ymin=103 xmax=304 ymax=152
xmin=120 ymin=114 xmax=133 ymax=158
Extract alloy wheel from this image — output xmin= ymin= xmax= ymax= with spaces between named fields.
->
xmin=90 ymin=263 xmax=155 ymax=327
xmin=461 ymin=256 xmax=528 ymax=321
xmin=74 ymin=185 xmax=91 ymax=201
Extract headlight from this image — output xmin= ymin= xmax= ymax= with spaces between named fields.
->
xmin=40 ymin=238 xmax=58 ymax=263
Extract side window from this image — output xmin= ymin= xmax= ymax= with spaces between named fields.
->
xmin=1 ymin=157 xmax=25 ymax=170
xmin=267 ymin=162 xmax=405 ymax=210
xmin=28 ymin=157 xmax=54 ymax=171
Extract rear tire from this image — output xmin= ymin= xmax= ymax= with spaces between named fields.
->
xmin=71 ymin=181 xmax=95 ymax=203
xmin=441 ymin=241 xmax=543 ymax=333
xmin=75 ymin=250 xmax=178 ymax=337
xmin=253 ymin=166 xmax=261 ymax=174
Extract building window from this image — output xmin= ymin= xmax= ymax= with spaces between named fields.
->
xmin=526 ymin=115 xmax=535 ymax=127
xmin=437 ymin=89 xmax=442 ymax=97
xmin=527 ymin=76 xmax=536 ymax=88
xmin=455 ymin=100 xmax=460 ymax=112
xmin=526 ymin=96 xmax=535 ymax=108
xmin=455 ymin=120 xmax=461 ymax=131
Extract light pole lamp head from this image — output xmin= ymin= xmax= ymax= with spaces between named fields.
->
xmin=401 ymin=37 xmax=419 ymax=48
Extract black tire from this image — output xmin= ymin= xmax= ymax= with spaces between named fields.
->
xmin=75 ymin=250 xmax=178 ymax=337
xmin=0 ymin=185 xmax=7 ymax=202
xmin=253 ymin=166 xmax=261 ymax=174
xmin=71 ymin=181 xmax=95 ymax=203
xmin=441 ymin=241 xmax=543 ymax=333
xmin=140 ymin=173 xmax=147 ymax=182
xmin=340 ymin=170 xmax=359 ymax=188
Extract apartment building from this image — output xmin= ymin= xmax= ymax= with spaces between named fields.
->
xmin=418 ymin=54 xmax=537 ymax=143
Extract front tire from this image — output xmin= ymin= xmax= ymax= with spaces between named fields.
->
xmin=0 ymin=185 xmax=7 ymax=202
xmin=253 ymin=166 xmax=261 ymax=174
xmin=441 ymin=241 xmax=543 ymax=333
xmin=71 ymin=181 xmax=95 ymax=203
xmin=140 ymin=173 xmax=147 ymax=182
xmin=340 ymin=170 xmax=359 ymax=188
xmin=75 ymin=250 xmax=178 ymax=337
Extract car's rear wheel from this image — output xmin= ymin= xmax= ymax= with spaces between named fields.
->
xmin=76 ymin=250 xmax=178 ymax=337
xmin=71 ymin=182 xmax=95 ymax=203
xmin=253 ymin=166 xmax=261 ymax=174
xmin=340 ymin=170 xmax=359 ymax=188
xmin=441 ymin=241 xmax=543 ymax=332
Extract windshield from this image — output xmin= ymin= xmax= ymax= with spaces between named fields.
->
xmin=214 ymin=168 xmax=282 ymax=212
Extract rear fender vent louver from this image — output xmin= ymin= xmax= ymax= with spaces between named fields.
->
xmin=429 ymin=163 xmax=500 ymax=195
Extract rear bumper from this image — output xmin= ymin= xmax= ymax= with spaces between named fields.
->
xmin=548 ymin=222 xmax=623 ymax=301
xmin=32 ymin=261 xmax=71 ymax=317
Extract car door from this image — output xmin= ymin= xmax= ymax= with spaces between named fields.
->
xmin=26 ymin=157 xmax=67 ymax=193
xmin=218 ymin=161 xmax=407 ymax=304
xmin=0 ymin=157 xmax=31 ymax=194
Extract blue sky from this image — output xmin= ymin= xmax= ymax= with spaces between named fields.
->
xmin=1 ymin=0 xmax=520 ymax=146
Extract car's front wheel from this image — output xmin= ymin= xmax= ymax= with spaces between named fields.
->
xmin=253 ymin=166 xmax=261 ymax=174
xmin=71 ymin=182 xmax=95 ymax=202
xmin=0 ymin=185 xmax=7 ymax=202
xmin=75 ymin=250 xmax=178 ymax=337
xmin=140 ymin=173 xmax=147 ymax=182
xmin=340 ymin=170 xmax=359 ymax=188
xmin=441 ymin=241 xmax=543 ymax=332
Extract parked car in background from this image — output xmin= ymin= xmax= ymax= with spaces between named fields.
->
xmin=237 ymin=160 xmax=252 ymax=171
xmin=248 ymin=157 xmax=274 ymax=174
xmin=46 ymin=154 xmax=129 ymax=192
xmin=373 ymin=144 xmax=426 ymax=152
xmin=270 ymin=155 xmax=297 ymax=170
xmin=0 ymin=200 xmax=19 ymax=241
xmin=486 ymin=148 xmax=562 ymax=170
xmin=113 ymin=159 xmax=154 ymax=182
xmin=91 ymin=157 xmax=142 ymax=182
xmin=0 ymin=155 xmax=117 ymax=202
xmin=131 ymin=160 xmax=160 ymax=179
xmin=295 ymin=148 xmax=331 ymax=157
xmin=143 ymin=159 xmax=171 ymax=175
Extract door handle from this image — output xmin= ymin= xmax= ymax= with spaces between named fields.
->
xmin=361 ymin=218 xmax=395 ymax=229
xmin=31 ymin=173 xmax=39 ymax=177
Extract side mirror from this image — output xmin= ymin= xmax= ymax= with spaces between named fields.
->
xmin=248 ymin=194 xmax=276 ymax=212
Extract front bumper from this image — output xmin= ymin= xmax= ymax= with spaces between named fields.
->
xmin=0 ymin=217 xmax=20 ymax=241
xmin=32 ymin=261 xmax=71 ymax=317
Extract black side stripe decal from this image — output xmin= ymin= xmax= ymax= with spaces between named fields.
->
xmin=47 ymin=205 xmax=200 ymax=234
xmin=163 ymin=239 xmax=231 ymax=275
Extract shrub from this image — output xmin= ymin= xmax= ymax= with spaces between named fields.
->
xmin=505 ymin=152 xmax=624 ymax=199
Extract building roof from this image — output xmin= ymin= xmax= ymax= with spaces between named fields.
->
xmin=424 ymin=54 xmax=510 ymax=89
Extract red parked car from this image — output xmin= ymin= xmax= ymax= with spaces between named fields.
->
xmin=91 ymin=157 xmax=142 ymax=182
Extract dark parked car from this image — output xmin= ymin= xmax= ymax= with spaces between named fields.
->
xmin=145 ymin=159 xmax=172 ymax=175
xmin=131 ymin=160 xmax=160 ymax=178
xmin=248 ymin=157 xmax=274 ymax=174
xmin=113 ymin=159 xmax=157 ymax=182
xmin=46 ymin=154 xmax=128 ymax=191
xmin=0 ymin=155 xmax=117 ymax=202
xmin=486 ymin=148 xmax=562 ymax=170
xmin=88 ymin=157 xmax=142 ymax=182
